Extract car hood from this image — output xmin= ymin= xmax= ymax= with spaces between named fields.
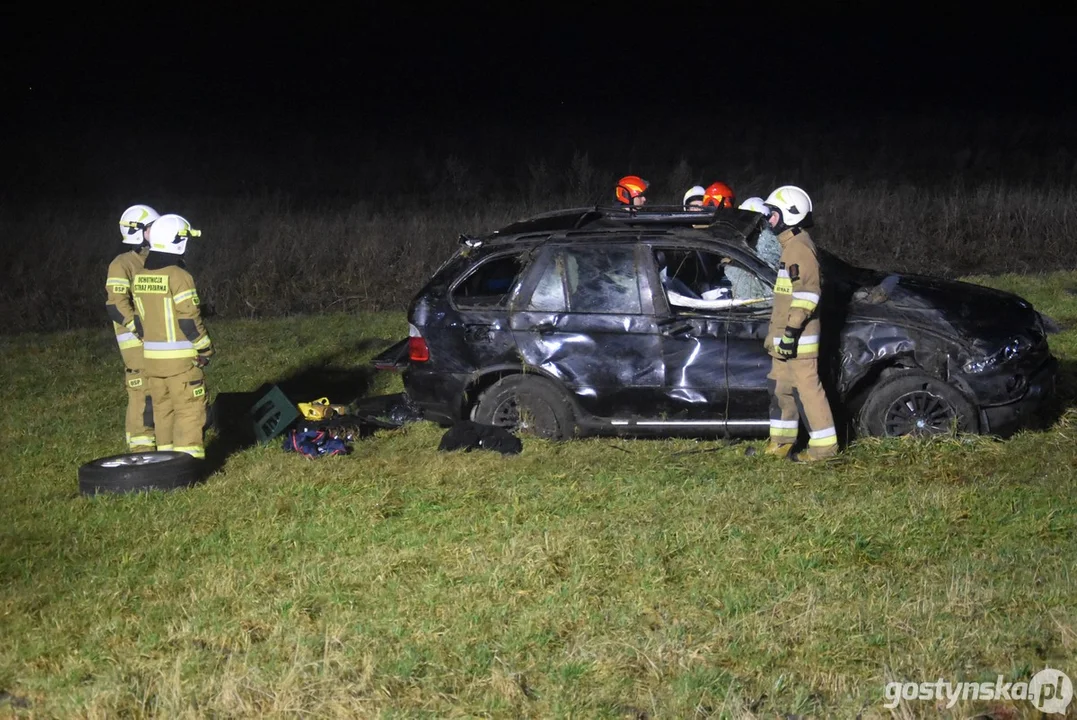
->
xmin=845 ymin=271 xmax=1041 ymax=348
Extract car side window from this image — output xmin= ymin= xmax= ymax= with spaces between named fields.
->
xmin=653 ymin=247 xmax=772 ymax=314
xmin=451 ymin=252 xmax=528 ymax=309
xmin=563 ymin=246 xmax=642 ymax=314
xmin=525 ymin=252 xmax=568 ymax=312
xmin=723 ymin=258 xmax=773 ymax=302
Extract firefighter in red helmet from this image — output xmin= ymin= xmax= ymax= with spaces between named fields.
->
xmin=615 ymin=175 xmax=649 ymax=206
xmin=702 ymin=181 xmax=736 ymax=209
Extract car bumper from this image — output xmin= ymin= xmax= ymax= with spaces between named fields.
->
xmin=979 ymin=355 xmax=1058 ymax=437
xmin=372 ymin=339 xmax=467 ymax=425
xmin=401 ymin=368 xmax=470 ymax=426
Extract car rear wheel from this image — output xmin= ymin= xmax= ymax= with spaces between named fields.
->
xmin=857 ymin=371 xmax=979 ymax=438
xmin=472 ymin=374 xmax=576 ymax=440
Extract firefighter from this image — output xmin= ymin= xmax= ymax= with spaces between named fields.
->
xmin=702 ymin=181 xmax=736 ymax=209
xmin=615 ymin=175 xmax=648 ymax=206
xmin=131 ymin=214 xmax=213 ymax=459
xmin=761 ymin=185 xmax=839 ymax=462
xmin=107 ymin=204 xmax=160 ymax=451
xmin=683 ymin=185 xmax=706 ymax=210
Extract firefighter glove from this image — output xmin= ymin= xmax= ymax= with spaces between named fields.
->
xmin=777 ymin=326 xmax=801 ymax=358
xmin=193 ymin=355 xmax=211 ymax=368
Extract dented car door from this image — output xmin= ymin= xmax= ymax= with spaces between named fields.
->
xmin=510 ymin=244 xmax=666 ymax=419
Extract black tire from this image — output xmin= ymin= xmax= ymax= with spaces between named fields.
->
xmin=78 ymin=451 xmax=205 ymax=496
xmin=857 ymin=371 xmax=979 ymax=438
xmin=472 ymin=374 xmax=576 ymax=440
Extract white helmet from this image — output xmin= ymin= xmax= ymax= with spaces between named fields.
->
xmin=119 ymin=204 xmax=160 ymax=245
xmin=736 ymin=194 xmax=771 ymax=215
xmin=682 ymin=185 xmax=706 ymax=209
xmin=764 ymin=185 xmax=812 ymax=227
xmin=737 ymin=196 xmax=769 ymax=215
xmin=148 ymin=214 xmax=201 ymax=255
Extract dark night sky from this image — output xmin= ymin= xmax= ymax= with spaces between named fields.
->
xmin=1 ymin=9 xmax=1075 ymax=204
xmin=4 ymin=11 xmax=1074 ymax=125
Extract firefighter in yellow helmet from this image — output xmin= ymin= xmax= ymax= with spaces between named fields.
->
xmin=131 ymin=214 xmax=213 ymax=459
xmin=107 ymin=204 xmax=160 ymax=451
xmin=761 ymin=186 xmax=839 ymax=462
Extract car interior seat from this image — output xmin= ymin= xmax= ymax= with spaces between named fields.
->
xmin=654 ymin=250 xmax=699 ymax=299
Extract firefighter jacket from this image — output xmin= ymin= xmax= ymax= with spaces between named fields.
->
xmin=766 ymin=227 xmax=822 ymax=360
xmin=105 ymin=247 xmax=149 ymax=368
xmin=132 ymin=253 xmax=213 ymax=378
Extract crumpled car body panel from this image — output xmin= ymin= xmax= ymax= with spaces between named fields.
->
xmin=371 ymin=208 xmax=1057 ymax=438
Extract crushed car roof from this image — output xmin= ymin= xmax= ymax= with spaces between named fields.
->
xmin=487 ymin=205 xmax=764 ymax=239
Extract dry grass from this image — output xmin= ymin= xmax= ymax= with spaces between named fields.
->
xmin=4 ymin=107 xmax=1077 ymax=335
xmin=2 ymin=178 xmax=1075 ymax=336
xmin=0 ymin=288 xmax=1075 ymax=717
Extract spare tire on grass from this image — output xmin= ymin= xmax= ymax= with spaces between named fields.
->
xmin=78 ymin=451 xmax=205 ymax=496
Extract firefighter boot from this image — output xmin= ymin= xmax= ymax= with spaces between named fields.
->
xmin=789 ymin=447 xmax=839 ymax=463
xmin=763 ymin=441 xmax=793 ymax=459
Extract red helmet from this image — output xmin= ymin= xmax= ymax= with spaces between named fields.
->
xmin=615 ymin=175 xmax=649 ymax=205
xmin=702 ymin=181 xmax=736 ymax=208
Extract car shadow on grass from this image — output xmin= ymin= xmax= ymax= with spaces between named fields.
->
xmin=202 ymin=337 xmax=399 ymax=476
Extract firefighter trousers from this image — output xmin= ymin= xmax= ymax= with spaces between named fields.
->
xmin=767 ymin=357 xmax=839 ymax=459
xmin=148 ymin=366 xmax=208 ymax=459
xmin=123 ymin=364 xmax=155 ymax=451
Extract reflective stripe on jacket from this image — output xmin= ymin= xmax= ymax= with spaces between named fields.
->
xmin=106 ymin=248 xmax=148 ymax=368
xmin=766 ymin=227 xmax=823 ymax=360
xmin=132 ymin=261 xmax=213 ymax=377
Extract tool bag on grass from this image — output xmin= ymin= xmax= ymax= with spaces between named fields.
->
xmin=281 ymin=429 xmax=351 ymax=458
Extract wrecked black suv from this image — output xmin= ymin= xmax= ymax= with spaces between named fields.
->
xmin=373 ymin=206 xmax=1058 ymax=441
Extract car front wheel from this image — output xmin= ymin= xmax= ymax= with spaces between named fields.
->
xmin=472 ymin=374 xmax=576 ymax=441
xmin=857 ymin=371 xmax=979 ymax=438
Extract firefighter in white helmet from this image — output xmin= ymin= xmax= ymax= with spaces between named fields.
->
xmin=683 ymin=185 xmax=707 ymax=211
xmin=131 ymin=214 xmax=213 ymax=459
xmin=107 ymin=205 xmax=160 ymax=451
xmin=761 ymin=185 xmax=839 ymax=462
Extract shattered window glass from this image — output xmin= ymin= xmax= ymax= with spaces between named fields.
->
xmin=526 ymin=252 xmax=568 ymax=312
xmin=452 ymin=253 xmax=527 ymax=309
xmin=723 ymin=259 xmax=772 ymax=302
xmin=564 ymin=246 xmax=642 ymax=314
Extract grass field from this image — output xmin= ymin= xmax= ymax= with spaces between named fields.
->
xmin=1 ymin=273 xmax=1076 ymax=718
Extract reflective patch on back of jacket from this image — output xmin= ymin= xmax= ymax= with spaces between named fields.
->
xmin=134 ymin=274 xmax=170 ymax=294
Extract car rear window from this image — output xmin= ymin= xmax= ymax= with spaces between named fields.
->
xmin=451 ymin=252 xmax=528 ymax=309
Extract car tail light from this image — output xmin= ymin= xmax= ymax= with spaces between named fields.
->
xmin=408 ymin=323 xmax=429 ymax=362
